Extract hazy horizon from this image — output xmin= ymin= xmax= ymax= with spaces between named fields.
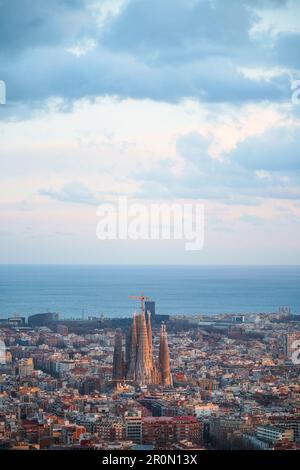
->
xmin=1 ymin=265 xmax=299 ymax=318
xmin=1 ymin=263 xmax=300 ymax=267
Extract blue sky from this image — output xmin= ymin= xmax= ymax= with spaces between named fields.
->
xmin=0 ymin=0 xmax=300 ymax=264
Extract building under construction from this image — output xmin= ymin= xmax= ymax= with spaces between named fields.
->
xmin=112 ymin=295 xmax=172 ymax=387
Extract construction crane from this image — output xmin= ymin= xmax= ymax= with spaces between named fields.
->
xmin=128 ymin=293 xmax=150 ymax=314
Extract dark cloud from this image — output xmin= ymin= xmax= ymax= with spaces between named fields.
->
xmin=0 ymin=0 xmax=298 ymax=107
xmin=0 ymin=0 xmax=93 ymax=55
xmin=0 ymin=46 xmax=292 ymax=105
xmin=101 ymin=0 xmax=255 ymax=61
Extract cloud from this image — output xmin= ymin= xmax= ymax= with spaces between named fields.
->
xmin=1 ymin=0 xmax=300 ymax=264
xmin=134 ymin=126 xmax=300 ymax=202
xmin=239 ymin=214 xmax=264 ymax=225
xmin=39 ymin=182 xmax=100 ymax=205
xmin=0 ymin=0 xmax=297 ymax=109
xmin=274 ymin=32 xmax=300 ymax=68
xmin=0 ymin=0 xmax=95 ymax=55
xmin=101 ymin=0 xmax=255 ymax=59
xmin=231 ymin=126 xmax=300 ymax=171
xmin=1 ymin=46 xmax=292 ymax=107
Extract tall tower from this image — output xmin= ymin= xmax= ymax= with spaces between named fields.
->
xmin=145 ymin=301 xmax=156 ymax=321
xmin=159 ymin=322 xmax=164 ymax=367
xmin=135 ymin=310 xmax=152 ymax=384
xmin=147 ymin=311 xmax=153 ymax=370
xmin=127 ymin=312 xmax=138 ymax=381
xmin=128 ymin=295 xmax=161 ymax=386
xmin=112 ymin=329 xmax=124 ymax=383
xmin=159 ymin=323 xmax=173 ymax=387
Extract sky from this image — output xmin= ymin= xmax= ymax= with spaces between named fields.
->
xmin=0 ymin=0 xmax=300 ymax=265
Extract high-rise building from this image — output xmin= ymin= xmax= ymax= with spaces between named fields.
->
xmin=283 ymin=332 xmax=300 ymax=361
xmin=145 ymin=301 xmax=155 ymax=320
xmin=112 ymin=328 xmax=124 ymax=382
xmin=125 ymin=410 xmax=142 ymax=444
xmin=142 ymin=416 xmax=202 ymax=447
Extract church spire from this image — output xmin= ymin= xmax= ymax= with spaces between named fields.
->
xmin=147 ymin=310 xmax=153 ymax=369
xmin=159 ymin=323 xmax=173 ymax=387
xmin=127 ymin=312 xmax=138 ymax=380
xmin=135 ymin=309 xmax=152 ymax=384
xmin=112 ymin=328 xmax=124 ymax=383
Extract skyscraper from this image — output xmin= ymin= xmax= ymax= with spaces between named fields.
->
xmin=145 ymin=300 xmax=156 ymax=320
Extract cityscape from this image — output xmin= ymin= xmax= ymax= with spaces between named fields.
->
xmin=1 ymin=0 xmax=300 ymax=463
xmin=1 ymin=297 xmax=300 ymax=451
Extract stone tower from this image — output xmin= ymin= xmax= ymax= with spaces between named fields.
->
xmin=135 ymin=310 xmax=152 ymax=384
xmin=159 ymin=323 xmax=173 ymax=387
xmin=112 ymin=328 xmax=124 ymax=382
xmin=127 ymin=312 xmax=138 ymax=381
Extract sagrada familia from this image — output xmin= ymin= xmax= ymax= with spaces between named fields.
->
xmin=112 ymin=297 xmax=172 ymax=387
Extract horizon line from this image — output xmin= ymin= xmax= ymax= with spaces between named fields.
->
xmin=0 ymin=263 xmax=300 ymax=268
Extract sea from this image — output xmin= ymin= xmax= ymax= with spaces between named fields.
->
xmin=0 ymin=265 xmax=299 ymax=319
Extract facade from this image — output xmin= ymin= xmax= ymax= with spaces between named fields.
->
xmin=112 ymin=329 xmax=124 ymax=382
xmin=142 ymin=416 xmax=203 ymax=447
xmin=28 ymin=312 xmax=59 ymax=327
xmin=17 ymin=358 xmax=34 ymax=376
xmin=283 ymin=332 xmax=300 ymax=360
xmin=277 ymin=421 xmax=300 ymax=442
xmin=0 ymin=316 xmax=26 ymax=327
xmin=124 ymin=300 xmax=172 ymax=386
xmin=256 ymin=425 xmax=294 ymax=444
xmin=195 ymin=403 xmax=219 ymax=417
xmin=54 ymin=360 xmax=74 ymax=376
xmin=125 ymin=410 xmax=142 ymax=444
xmin=57 ymin=324 xmax=68 ymax=336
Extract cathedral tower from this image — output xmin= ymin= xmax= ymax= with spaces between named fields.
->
xmin=112 ymin=328 xmax=124 ymax=383
xmin=159 ymin=323 xmax=173 ymax=387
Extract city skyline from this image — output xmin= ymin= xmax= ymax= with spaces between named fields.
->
xmin=1 ymin=303 xmax=300 ymax=451
xmin=1 ymin=0 xmax=300 ymax=460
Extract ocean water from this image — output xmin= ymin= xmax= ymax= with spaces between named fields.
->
xmin=0 ymin=265 xmax=299 ymax=319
